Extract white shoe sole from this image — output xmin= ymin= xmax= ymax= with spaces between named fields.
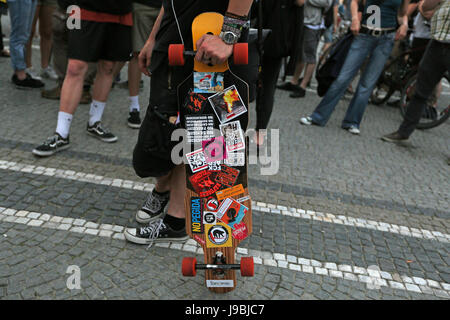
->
xmin=135 ymin=210 xmax=166 ymax=224
xmin=32 ymin=144 xmax=70 ymax=157
xmin=124 ymin=228 xmax=189 ymax=245
xmin=86 ymin=131 xmax=118 ymax=143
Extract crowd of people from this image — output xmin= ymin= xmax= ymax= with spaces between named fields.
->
xmin=0 ymin=0 xmax=448 ymax=244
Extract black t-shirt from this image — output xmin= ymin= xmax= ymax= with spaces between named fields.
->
xmin=134 ymin=0 xmax=163 ymax=8
xmin=154 ymin=0 xmax=229 ymax=53
xmin=74 ymin=0 xmax=132 ymax=15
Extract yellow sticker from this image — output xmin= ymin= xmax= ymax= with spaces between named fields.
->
xmin=216 ymin=184 xmax=244 ymax=201
xmin=205 ymin=223 xmax=233 ymax=248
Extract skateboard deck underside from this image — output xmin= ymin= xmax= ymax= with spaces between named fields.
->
xmin=178 ymin=12 xmax=252 ymax=293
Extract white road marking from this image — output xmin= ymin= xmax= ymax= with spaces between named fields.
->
xmin=1 ymin=159 xmax=449 ymax=243
xmin=0 ymin=206 xmax=448 ymax=298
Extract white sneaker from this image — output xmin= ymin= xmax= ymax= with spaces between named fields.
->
xmin=41 ymin=66 xmax=59 ymax=80
xmin=26 ymin=67 xmax=43 ymax=81
xmin=299 ymin=116 xmax=313 ymax=125
xmin=347 ymin=126 xmax=360 ymax=135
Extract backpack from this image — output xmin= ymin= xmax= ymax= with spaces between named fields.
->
xmin=316 ymin=32 xmax=354 ymax=97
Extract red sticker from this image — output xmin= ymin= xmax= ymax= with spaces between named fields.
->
xmin=214 ymin=165 xmax=239 ymax=188
xmin=189 ymin=170 xmax=222 ymax=197
xmin=232 ymin=222 xmax=249 ymax=240
xmin=194 ymin=234 xmax=206 ymax=246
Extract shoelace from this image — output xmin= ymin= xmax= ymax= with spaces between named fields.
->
xmin=143 ymin=193 xmax=164 ymax=212
xmin=142 ymin=219 xmax=166 ymax=249
xmin=44 ymin=135 xmax=60 ymax=146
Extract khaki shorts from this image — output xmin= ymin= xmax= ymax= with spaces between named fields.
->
xmin=38 ymin=0 xmax=57 ymax=7
xmin=132 ymin=3 xmax=159 ymax=53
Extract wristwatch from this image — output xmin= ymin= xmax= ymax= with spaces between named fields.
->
xmin=219 ymin=30 xmax=240 ymax=45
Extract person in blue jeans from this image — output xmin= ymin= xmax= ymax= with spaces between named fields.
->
xmin=8 ymin=0 xmax=44 ymax=88
xmin=300 ymin=0 xmax=409 ymax=134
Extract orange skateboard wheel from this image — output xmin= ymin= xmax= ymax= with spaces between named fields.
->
xmin=182 ymin=257 xmax=197 ymax=277
xmin=240 ymin=257 xmax=254 ymax=277
xmin=233 ymin=43 xmax=249 ymax=65
xmin=169 ymin=44 xmax=185 ymax=66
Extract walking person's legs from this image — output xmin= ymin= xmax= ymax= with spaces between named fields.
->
xmin=341 ymin=34 xmax=395 ymax=131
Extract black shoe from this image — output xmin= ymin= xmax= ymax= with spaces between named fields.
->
xmin=12 ymin=73 xmax=44 ymax=89
xmin=381 ymin=131 xmax=409 ymax=143
xmin=127 ymin=109 xmax=141 ymax=129
xmin=290 ymin=86 xmax=306 ymax=98
xmin=86 ymin=121 xmax=118 ymax=143
xmin=32 ymin=133 xmax=70 ymax=157
xmin=276 ymin=81 xmax=298 ymax=91
xmin=124 ymin=218 xmax=188 ymax=246
xmin=136 ymin=190 xmax=170 ymax=224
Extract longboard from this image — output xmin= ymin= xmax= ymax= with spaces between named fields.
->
xmin=168 ymin=12 xmax=254 ymax=293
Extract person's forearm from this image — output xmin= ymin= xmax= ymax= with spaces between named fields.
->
xmin=351 ymin=0 xmax=359 ymax=21
xmin=147 ymin=7 xmax=164 ymax=43
xmin=419 ymin=0 xmax=436 ymax=19
xmin=227 ymin=0 xmax=254 ymax=16
xmin=397 ymin=0 xmax=410 ymax=25
xmin=423 ymin=0 xmax=441 ymax=11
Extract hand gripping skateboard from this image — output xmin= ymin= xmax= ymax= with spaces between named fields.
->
xmin=168 ymin=12 xmax=254 ymax=293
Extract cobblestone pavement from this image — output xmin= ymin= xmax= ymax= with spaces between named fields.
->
xmin=0 ymin=30 xmax=449 ymax=300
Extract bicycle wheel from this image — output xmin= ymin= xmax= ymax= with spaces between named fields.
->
xmin=399 ymin=72 xmax=450 ymax=130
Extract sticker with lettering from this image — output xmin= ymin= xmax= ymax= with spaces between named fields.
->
xmin=220 ymin=120 xmax=245 ymax=153
xmin=203 ymin=211 xmax=217 ymax=225
xmin=189 ymin=170 xmax=222 ymax=197
xmin=216 ymin=184 xmax=244 ymax=201
xmin=190 ymin=197 xmax=203 ymax=234
xmin=204 ymin=197 xmax=220 ymax=211
xmin=214 ymin=165 xmax=240 ymax=188
xmin=186 ymin=149 xmax=208 ymax=173
xmin=194 ymin=234 xmax=206 ymax=246
xmin=185 ymin=114 xmax=215 ymax=144
xmin=232 ymin=222 xmax=249 ymax=240
xmin=224 ymin=152 xmax=245 ymax=167
xmin=194 ymin=72 xmax=224 ymax=93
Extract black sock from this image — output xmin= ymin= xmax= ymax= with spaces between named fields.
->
xmin=163 ymin=214 xmax=185 ymax=231
xmin=153 ymin=189 xmax=170 ymax=197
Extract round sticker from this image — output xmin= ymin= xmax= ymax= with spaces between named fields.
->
xmin=205 ymin=197 xmax=219 ymax=211
xmin=204 ymin=211 xmax=216 ymax=224
xmin=232 ymin=222 xmax=249 ymax=240
xmin=208 ymin=225 xmax=229 ymax=245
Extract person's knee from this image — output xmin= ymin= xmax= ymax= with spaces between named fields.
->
xmin=66 ymin=60 xmax=88 ymax=78
xmin=97 ymin=60 xmax=116 ymax=76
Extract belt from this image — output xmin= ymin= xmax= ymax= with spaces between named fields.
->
xmin=360 ymin=26 xmax=396 ymax=37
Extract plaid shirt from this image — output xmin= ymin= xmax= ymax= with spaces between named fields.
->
xmin=431 ymin=0 xmax=450 ymax=43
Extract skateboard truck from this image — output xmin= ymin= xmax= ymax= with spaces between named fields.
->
xmin=169 ymin=43 xmax=249 ymax=66
xmin=182 ymin=254 xmax=254 ymax=277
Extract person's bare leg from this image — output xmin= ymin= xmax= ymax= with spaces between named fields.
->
xmin=154 ymin=172 xmax=172 ymax=194
xmin=60 ymin=59 xmax=89 ymax=114
xmin=300 ymin=63 xmax=315 ymax=89
xmin=128 ymin=54 xmax=141 ymax=97
xmin=91 ymin=60 xmax=117 ymax=102
xmin=290 ymin=60 xmax=304 ymax=85
xmin=166 ymin=164 xmax=185 ymax=219
xmin=38 ymin=5 xmax=55 ymax=69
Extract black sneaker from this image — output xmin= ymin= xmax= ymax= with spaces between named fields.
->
xmin=136 ymin=190 xmax=170 ymax=224
xmin=276 ymin=81 xmax=298 ymax=91
xmin=127 ymin=109 xmax=141 ymax=129
xmin=290 ymin=86 xmax=306 ymax=98
xmin=124 ymin=218 xmax=188 ymax=246
xmin=381 ymin=131 xmax=409 ymax=143
xmin=12 ymin=73 xmax=44 ymax=89
xmin=86 ymin=121 xmax=118 ymax=143
xmin=32 ymin=133 xmax=70 ymax=157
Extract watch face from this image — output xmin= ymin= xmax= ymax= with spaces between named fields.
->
xmin=224 ymin=32 xmax=237 ymax=44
